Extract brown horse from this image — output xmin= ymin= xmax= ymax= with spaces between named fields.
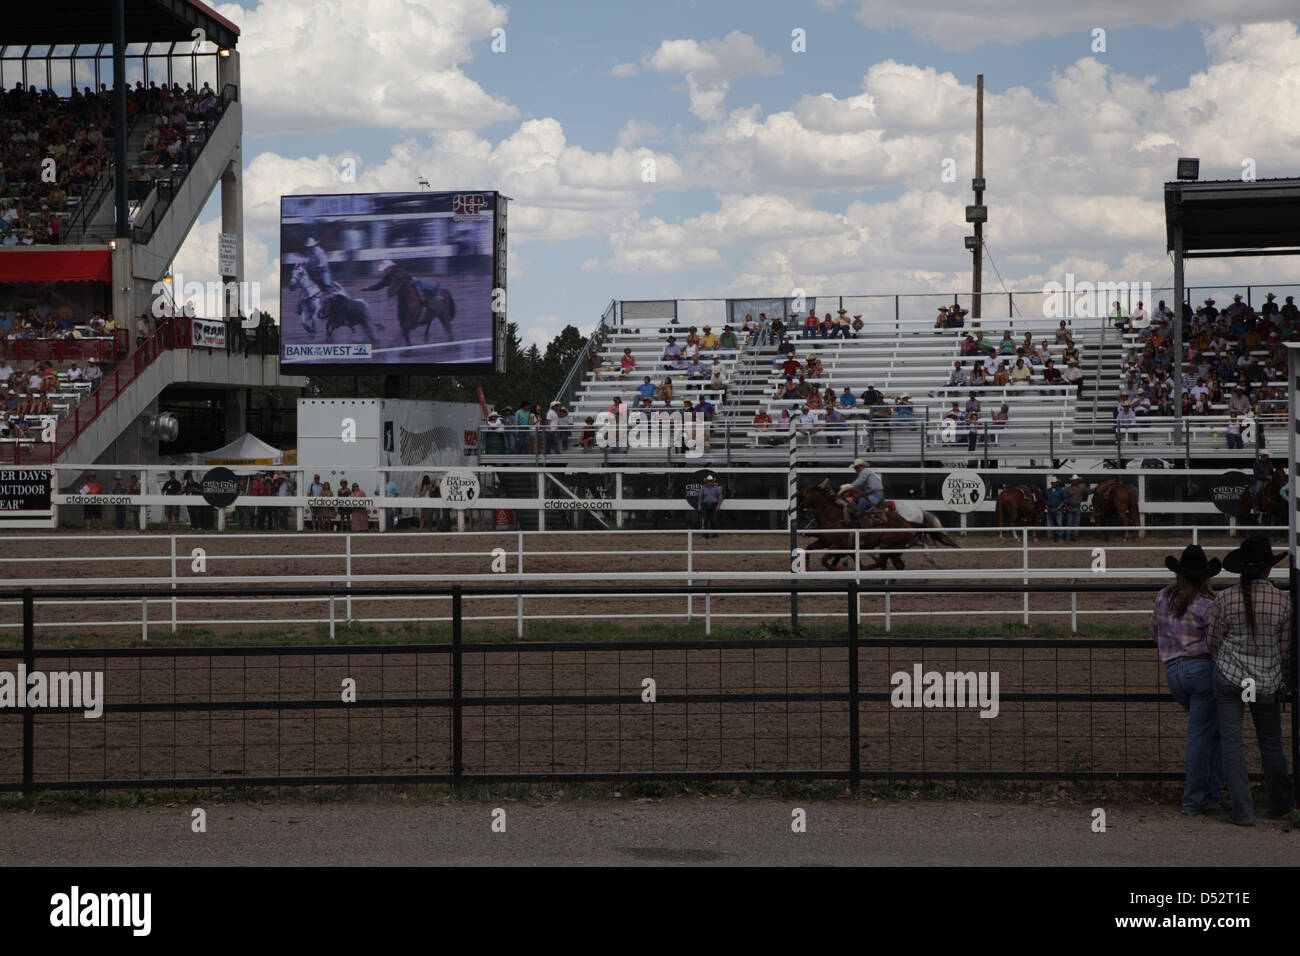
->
xmin=1242 ymin=470 xmax=1285 ymax=524
xmin=995 ymin=485 xmax=1045 ymax=538
xmin=363 ymin=265 xmax=456 ymax=346
xmin=1092 ymin=479 xmax=1140 ymax=539
xmin=795 ymin=483 xmax=950 ymax=571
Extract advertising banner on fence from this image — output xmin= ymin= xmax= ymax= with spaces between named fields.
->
xmin=941 ymin=470 xmax=985 ymax=512
xmin=192 ymin=318 xmax=226 ymax=350
xmin=1208 ymin=470 xmax=1251 ymax=517
xmin=0 ymin=469 xmax=53 ymax=528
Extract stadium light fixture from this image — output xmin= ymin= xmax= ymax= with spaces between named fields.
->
xmin=964 ymin=235 xmax=977 ymax=251
xmin=965 ymin=205 xmax=987 ymax=224
xmin=1176 ymin=158 xmax=1199 ymax=181
xmin=219 ymin=49 xmax=231 ymax=58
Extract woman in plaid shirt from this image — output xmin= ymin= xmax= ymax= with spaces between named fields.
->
xmin=1151 ymin=545 xmax=1223 ymax=815
xmin=1208 ymin=535 xmax=1294 ymax=826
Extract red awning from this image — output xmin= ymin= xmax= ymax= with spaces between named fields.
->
xmin=0 ymin=250 xmax=112 ymax=283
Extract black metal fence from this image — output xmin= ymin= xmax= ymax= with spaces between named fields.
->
xmin=0 ymin=582 xmax=1294 ymax=793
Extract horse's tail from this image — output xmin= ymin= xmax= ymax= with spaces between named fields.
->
xmin=922 ymin=511 xmax=960 ymax=548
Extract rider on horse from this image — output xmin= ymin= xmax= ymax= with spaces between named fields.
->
xmin=364 ymin=259 xmax=445 ymax=317
xmin=837 ymin=458 xmax=886 ymax=524
xmin=299 ymin=238 xmax=345 ymax=332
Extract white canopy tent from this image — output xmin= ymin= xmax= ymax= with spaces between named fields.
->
xmin=200 ymin=433 xmax=284 ymax=467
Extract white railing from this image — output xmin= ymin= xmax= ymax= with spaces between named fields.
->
xmin=0 ymin=525 xmax=1284 ymax=638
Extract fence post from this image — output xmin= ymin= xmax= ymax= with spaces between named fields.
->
xmin=847 ymin=581 xmax=860 ymax=790
xmin=141 ymin=596 xmax=148 ymax=642
xmin=170 ymin=535 xmax=177 ymax=633
xmin=517 ymin=530 xmax=524 ymax=638
xmin=329 ymin=596 xmax=336 ymax=641
xmin=686 ymin=529 xmax=694 ymax=623
xmin=452 ymin=583 xmax=464 ymax=783
xmin=1070 ymin=590 xmax=1077 ymax=633
xmin=22 ymin=587 xmax=34 ymax=796
xmin=884 ymin=590 xmax=891 ymax=632
xmin=1022 ymin=527 xmax=1030 ymax=625
xmin=345 ymin=533 xmax=353 ymax=622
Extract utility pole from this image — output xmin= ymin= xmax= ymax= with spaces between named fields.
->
xmin=971 ymin=74 xmax=984 ymax=324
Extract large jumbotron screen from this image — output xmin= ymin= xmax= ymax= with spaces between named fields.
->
xmin=279 ymin=190 xmax=505 ymax=374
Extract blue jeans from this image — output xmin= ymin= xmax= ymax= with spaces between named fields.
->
xmin=1066 ymin=506 xmax=1081 ymax=539
xmin=1047 ymin=509 xmax=1063 ymax=540
xmin=1214 ymin=675 xmax=1293 ymax=824
xmin=1165 ymin=659 xmax=1222 ymax=813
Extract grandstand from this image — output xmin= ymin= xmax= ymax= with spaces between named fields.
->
xmin=482 ymin=291 xmax=1293 ymax=469
xmin=0 ymin=1 xmax=302 ymax=473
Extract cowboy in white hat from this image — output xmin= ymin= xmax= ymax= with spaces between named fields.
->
xmin=848 ymin=457 xmax=885 ymax=516
xmin=302 ymin=235 xmax=336 ymax=293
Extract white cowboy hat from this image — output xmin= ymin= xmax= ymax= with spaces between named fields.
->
xmin=1070 ymin=474 xmax=1080 ymax=480
xmin=376 ymin=259 xmax=397 ymax=271
xmin=304 ymin=237 xmax=318 ymax=247
xmin=851 ymin=458 xmax=870 ymax=469
xmin=838 ymin=483 xmax=857 ymax=495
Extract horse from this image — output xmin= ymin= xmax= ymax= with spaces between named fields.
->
xmin=291 ymin=264 xmax=380 ymax=342
xmin=1242 ymin=470 xmax=1285 ymax=525
xmin=796 ymin=482 xmax=956 ymax=571
xmin=1091 ymin=479 xmax=1140 ymax=540
xmin=995 ymin=485 xmax=1045 ymax=538
xmin=363 ymin=265 xmax=455 ymax=346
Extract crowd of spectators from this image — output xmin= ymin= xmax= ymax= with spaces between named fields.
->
xmin=1111 ymin=294 xmax=1298 ymax=440
xmin=0 ymin=83 xmax=115 ymax=243
xmin=948 ymin=320 xmax=1083 ymax=396
xmin=0 ymin=79 xmax=225 ymax=244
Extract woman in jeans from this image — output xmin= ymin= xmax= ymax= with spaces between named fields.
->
xmin=1208 ymin=535 xmax=1294 ymax=826
xmin=1150 ymin=545 xmax=1222 ymax=815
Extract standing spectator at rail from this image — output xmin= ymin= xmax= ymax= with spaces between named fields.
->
xmin=696 ymin=473 xmax=723 ymax=539
xmin=1064 ymin=474 xmax=1088 ymax=542
xmin=110 ymin=473 xmax=128 ymax=529
xmin=544 ymin=401 xmax=562 ymax=455
xmin=79 ymin=471 xmax=104 ymax=530
xmin=1045 ymin=476 xmax=1068 ymax=542
xmin=182 ymin=471 xmax=201 ymax=530
xmin=162 ymin=469 xmax=182 ymax=528
xmin=1208 ymin=536 xmax=1294 ymax=826
xmin=513 ymin=402 xmax=532 ymax=454
xmin=350 ymin=481 xmax=370 ymax=532
xmin=1151 ymin=544 xmax=1224 ymax=816
xmin=1251 ymin=451 xmax=1274 ymax=513
xmin=127 ymin=474 xmax=142 ymax=529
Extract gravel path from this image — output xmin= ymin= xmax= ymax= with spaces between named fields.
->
xmin=2 ymin=798 xmax=1294 ymax=866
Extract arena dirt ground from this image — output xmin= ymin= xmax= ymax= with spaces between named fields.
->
xmin=0 ymin=528 xmax=1290 ymax=788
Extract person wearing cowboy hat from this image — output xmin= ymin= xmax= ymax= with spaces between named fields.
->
xmin=1045 ymin=476 xmax=1068 ymax=541
xmin=697 ymin=473 xmax=723 ymax=538
xmin=544 ymin=401 xmax=562 ymax=456
xmin=302 ymin=235 xmax=335 ymax=292
xmin=1250 ymin=451 xmax=1273 ymax=515
xmin=1208 ymin=535 xmax=1294 ymax=825
xmin=1152 ymin=544 xmax=1224 ymax=815
xmin=848 ymin=458 xmax=885 ymax=515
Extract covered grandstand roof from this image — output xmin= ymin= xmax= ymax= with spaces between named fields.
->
xmin=2 ymin=0 xmax=238 ymax=48
xmin=1164 ymin=177 xmax=1300 ymax=255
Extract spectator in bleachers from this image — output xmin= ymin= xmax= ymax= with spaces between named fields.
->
xmin=948 ymin=304 xmax=968 ymax=327
xmin=86 ymin=359 xmax=102 ymax=390
xmin=970 ymin=362 xmax=988 ymax=387
xmin=947 ymin=361 xmax=967 ymax=387
xmin=992 ymin=402 xmax=1009 ymax=427
xmin=719 ymin=326 xmax=738 ymax=350
xmin=1054 ymin=321 xmax=1070 ymax=344
xmin=852 ymin=314 xmax=864 ymax=336
xmin=824 ymin=405 xmax=847 ymax=444
xmin=993 ymin=361 xmax=1011 ymax=386
xmin=619 ymin=348 xmax=636 ymax=375
xmin=779 ymin=354 xmax=801 ymax=378
xmin=655 ymin=377 xmax=674 ymax=403
xmin=700 ymin=326 xmax=719 ymax=349
xmin=635 ymin=376 xmax=657 ymax=403
xmin=806 ymin=388 xmax=822 ymax=410
xmin=1042 ymin=358 xmax=1063 ymax=384
xmin=964 ymin=404 xmax=981 ymax=452
xmin=801 ymin=312 xmax=819 ymax=339
xmin=662 ymin=336 xmax=685 ymax=370
xmin=687 ymin=357 xmax=708 ymax=380
xmin=839 ymin=386 xmax=857 ymax=408
xmin=960 ymin=333 xmax=979 ymax=356
xmin=934 ymin=306 xmax=950 ymax=329
xmin=998 ymin=331 xmax=1015 ymax=355
xmin=894 ymin=393 xmax=915 ymax=427
xmin=579 ymin=417 xmax=597 ymax=453
xmin=709 ymin=357 xmax=727 ymax=396
xmin=1010 ymin=358 xmax=1032 ymax=385
xmin=1228 ymin=386 xmax=1251 ymax=417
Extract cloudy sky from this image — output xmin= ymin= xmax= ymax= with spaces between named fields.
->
xmin=171 ymin=0 xmax=1300 ymax=343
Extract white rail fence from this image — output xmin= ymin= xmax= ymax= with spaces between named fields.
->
xmin=1 ymin=525 xmax=1284 ymax=637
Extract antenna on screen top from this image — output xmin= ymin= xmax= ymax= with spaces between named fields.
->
xmin=417 ymin=177 xmax=430 ymax=191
